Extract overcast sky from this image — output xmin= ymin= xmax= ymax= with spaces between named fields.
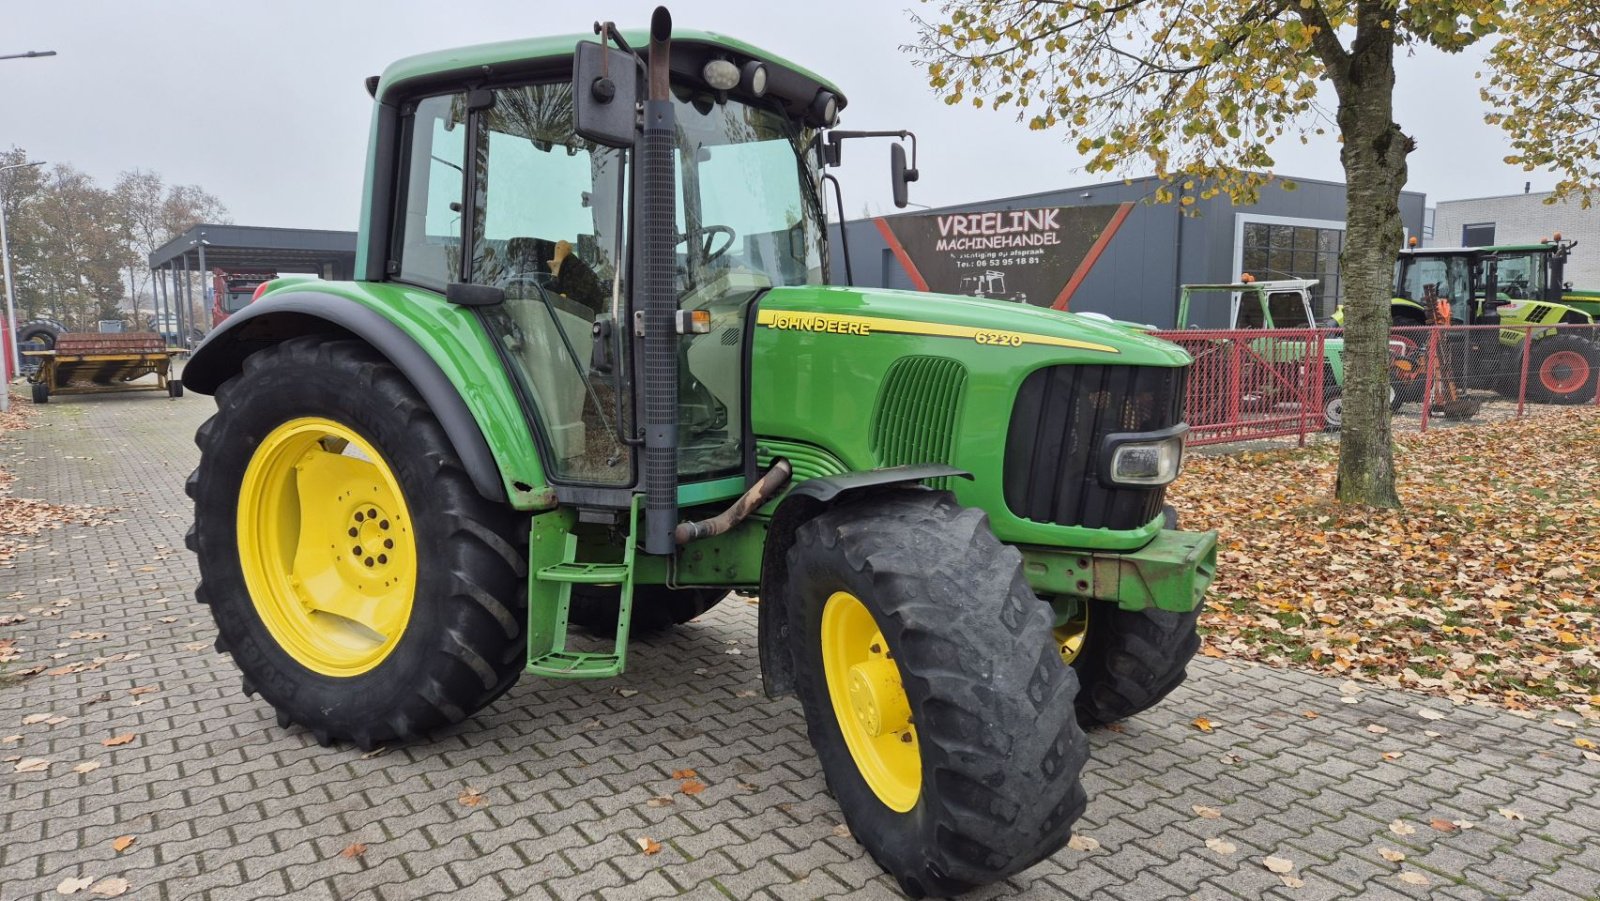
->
xmin=1 ymin=1 xmax=1552 ymax=233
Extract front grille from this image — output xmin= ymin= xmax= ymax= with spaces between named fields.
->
xmin=1004 ymin=364 xmax=1187 ymax=530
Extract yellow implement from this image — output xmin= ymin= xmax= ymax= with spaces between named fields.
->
xmin=25 ymin=333 xmax=183 ymax=403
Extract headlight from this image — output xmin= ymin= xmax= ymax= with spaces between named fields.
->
xmin=1100 ymin=426 xmax=1187 ymax=487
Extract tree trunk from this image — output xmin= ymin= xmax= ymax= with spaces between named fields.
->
xmin=1331 ymin=11 xmax=1406 ymax=509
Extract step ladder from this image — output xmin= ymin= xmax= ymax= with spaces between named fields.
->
xmin=525 ymin=501 xmax=638 ymax=680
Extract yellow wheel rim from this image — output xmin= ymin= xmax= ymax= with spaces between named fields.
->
xmin=1056 ymin=604 xmax=1090 ymax=665
xmin=237 ymin=417 xmax=417 ymax=677
xmin=821 ymin=591 xmax=920 ymax=812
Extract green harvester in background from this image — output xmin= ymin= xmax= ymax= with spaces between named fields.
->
xmin=181 ymin=9 xmax=1216 ymax=895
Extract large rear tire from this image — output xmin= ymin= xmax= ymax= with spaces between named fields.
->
xmin=15 ymin=318 xmax=64 ymax=351
xmin=785 ymin=490 xmax=1088 ymax=898
xmin=568 ymin=585 xmax=726 ymax=634
xmin=187 ymin=337 xmax=526 ymax=749
xmin=1527 ymin=335 xmax=1600 ymax=405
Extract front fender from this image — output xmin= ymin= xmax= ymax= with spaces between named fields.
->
xmin=184 ymin=284 xmax=551 ymax=509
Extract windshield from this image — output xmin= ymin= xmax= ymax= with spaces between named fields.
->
xmin=671 ymin=86 xmax=826 ymax=297
xmin=1398 ymin=256 xmax=1472 ymax=322
xmin=1492 ymin=252 xmax=1545 ymax=299
xmin=669 ymin=88 xmax=825 ymax=478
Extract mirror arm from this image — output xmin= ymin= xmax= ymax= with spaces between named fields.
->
xmin=822 ymin=172 xmax=853 ymax=287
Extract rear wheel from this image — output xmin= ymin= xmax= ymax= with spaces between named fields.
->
xmin=1528 ymin=335 xmax=1600 ymax=405
xmin=15 ymin=318 xmax=64 ymax=351
xmin=568 ymin=585 xmax=726 ymax=634
xmin=187 ymin=337 xmax=526 ymax=749
xmin=785 ymin=491 xmax=1088 ymax=898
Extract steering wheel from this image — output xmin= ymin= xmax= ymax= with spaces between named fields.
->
xmin=682 ymin=225 xmax=737 ymax=263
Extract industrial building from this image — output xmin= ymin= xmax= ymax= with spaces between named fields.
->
xmin=1432 ymin=189 xmax=1600 ymax=286
xmin=833 ymin=175 xmax=1428 ymax=328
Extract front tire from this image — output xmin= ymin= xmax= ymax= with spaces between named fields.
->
xmin=785 ymin=491 xmax=1088 ymax=898
xmin=1070 ymin=605 xmax=1202 ymax=727
xmin=186 ymin=337 xmax=526 ymax=749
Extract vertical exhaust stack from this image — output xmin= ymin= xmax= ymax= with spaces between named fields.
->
xmin=640 ymin=6 xmax=678 ymax=555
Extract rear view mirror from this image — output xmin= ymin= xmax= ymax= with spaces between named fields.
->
xmin=891 ymin=142 xmax=919 ymax=209
xmin=573 ymin=41 xmax=638 ymax=149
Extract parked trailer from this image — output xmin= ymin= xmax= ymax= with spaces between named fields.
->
xmin=25 ymin=332 xmax=183 ymax=403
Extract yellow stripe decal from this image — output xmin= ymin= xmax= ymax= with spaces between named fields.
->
xmin=755 ymin=310 xmax=1119 ymax=354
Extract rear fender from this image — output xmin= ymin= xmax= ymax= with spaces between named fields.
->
xmin=184 ymin=287 xmax=552 ymax=509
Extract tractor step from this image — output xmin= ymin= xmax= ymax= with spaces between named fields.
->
xmin=525 ymin=499 xmax=642 ymax=681
xmin=536 ymin=561 xmax=632 ymax=584
xmin=526 ymin=650 xmax=624 ymax=679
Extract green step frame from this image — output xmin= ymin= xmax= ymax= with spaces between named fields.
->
xmin=525 ymin=500 xmax=638 ymax=679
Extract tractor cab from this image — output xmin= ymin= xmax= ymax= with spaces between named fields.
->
xmin=1175 ymin=277 xmax=1320 ymax=331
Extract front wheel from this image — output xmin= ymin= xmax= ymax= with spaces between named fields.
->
xmin=1528 ymin=335 xmax=1600 ymax=405
xmin=1321 ymin=386 xmax=1399 ymax=431
xmin=785 ymin=491 xmax=1088 ymax=898
xmin=187 ymin=337 xmax=527 ymax=749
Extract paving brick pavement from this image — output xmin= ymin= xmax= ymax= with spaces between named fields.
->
xmin=3 ymin=390 xmax=1599 ymax=900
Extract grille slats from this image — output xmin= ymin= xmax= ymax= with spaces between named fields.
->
xmin=1005 ymin=364 xmax=1187 ymax=531
xmin=871 ymin=356 xmax=967 ymax=483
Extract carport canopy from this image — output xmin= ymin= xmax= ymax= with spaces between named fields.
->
xmin=148 ymin=223 xmax=357 ymax=278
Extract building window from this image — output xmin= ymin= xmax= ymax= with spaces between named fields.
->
xmin=1461 ymin=223 xmax=1496 ymax=247
xmin=1240 ymin=221 xmax=1344 ymax=317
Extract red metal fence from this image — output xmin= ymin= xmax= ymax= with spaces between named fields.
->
xmin=1153 ymin=323 xmax=1600 ymax=447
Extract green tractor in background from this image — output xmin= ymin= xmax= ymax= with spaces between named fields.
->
xmin=1173 ymin=278 xmax=1408 ymax=429
xmin=1335 ymin=238 xmax=1600 ymax=404
xmin=181 ymin=10 xmax=1216 ymax=896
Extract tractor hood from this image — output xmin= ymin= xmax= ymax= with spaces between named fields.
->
xmin=755 ymin=285 xmax=1191 ymax=369
xmin=747 ymin=285 xmax=1192 ymax=550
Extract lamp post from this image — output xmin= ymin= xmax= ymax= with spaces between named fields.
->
xmin=1 ymin=48 xmax=55 ymax=411
xmin=1 ymin=160 xmax=45 ymax=409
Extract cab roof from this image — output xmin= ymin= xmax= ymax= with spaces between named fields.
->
xmin=1181 ymin=279 xmax=1318 ymax=293
xmin=375 ymin=29 xmax=844 ymax=109
xmin=1402 ymin=244 xmax=1555 ymax=256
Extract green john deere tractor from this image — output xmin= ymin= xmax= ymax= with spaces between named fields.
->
xmin=183 ymin=10 xmax=1215 ymax=895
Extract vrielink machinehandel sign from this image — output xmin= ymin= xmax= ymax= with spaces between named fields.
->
xmin=873 ymin=202 xmax=1133 ymax=310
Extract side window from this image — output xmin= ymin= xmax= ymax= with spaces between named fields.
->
xmin=1267 ymin=292 xmax=1311 ymax=328
xmin=1235 ymin=294 xmax=1266 ymax=329
xmin=394 ymin=94 xmax=467 ymax=290
xmin=467 ymin=83 xmax=633 ymax=486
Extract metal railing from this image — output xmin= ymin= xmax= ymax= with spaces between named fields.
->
xmin=1152 ymin=323 xmax=1600 ymax=448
